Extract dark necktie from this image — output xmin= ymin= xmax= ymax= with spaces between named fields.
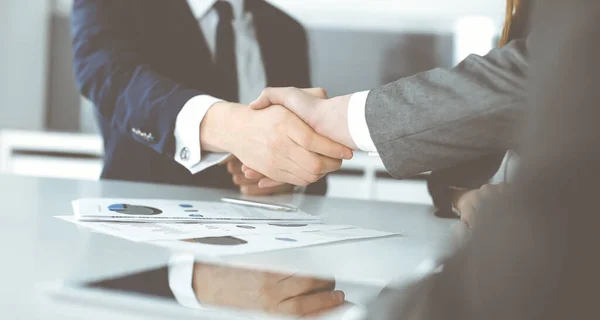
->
xmin=214 ymin=1 xmax=239 ymax=102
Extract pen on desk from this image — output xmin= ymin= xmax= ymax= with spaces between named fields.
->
xmin=221 ymin=197 xmax=298 ymax=212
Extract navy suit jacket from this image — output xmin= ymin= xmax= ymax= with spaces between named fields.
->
xmin=71 ymin=0 xmax=326 ymax=194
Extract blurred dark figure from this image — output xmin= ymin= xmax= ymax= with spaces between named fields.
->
xmin=372 ymin=0 xmax=600 ymax=319
xmin=428 ymin=0 xmax=534 ymax=221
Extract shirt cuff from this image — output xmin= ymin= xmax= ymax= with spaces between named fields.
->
xmin=347 ymin=90 xmax=378 ymax=153
xmin=168 ymin=255 xmax=204 ymax=309
xmin=174 ymin=95 xmax=231 ymax=175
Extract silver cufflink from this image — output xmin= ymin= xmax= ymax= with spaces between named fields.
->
xmin=180 ymin=147 xmax=190 ymax=161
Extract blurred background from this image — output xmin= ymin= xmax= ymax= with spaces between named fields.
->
xmin=0 ymin=0 xmax=505 ymax=203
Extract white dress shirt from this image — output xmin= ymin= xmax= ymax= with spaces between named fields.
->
xmin=347 ymin=90 xmax=377 ymax=153
xmin=174 ymin=0 xmax=267 ymax=174
xmin=169 ymin=254 xmax=204 ymax=309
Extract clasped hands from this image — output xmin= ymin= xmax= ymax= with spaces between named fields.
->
xmin=203 ymin=87 xmax=356 ymax=194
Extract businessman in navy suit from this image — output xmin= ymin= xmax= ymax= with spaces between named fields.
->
xmin=71 ymin=0 xmax=352 ymax=195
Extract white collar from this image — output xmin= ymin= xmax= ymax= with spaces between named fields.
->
xmin=186 ymin=0 xmax=246 ymax=20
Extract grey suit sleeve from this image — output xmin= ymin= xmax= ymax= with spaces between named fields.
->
xmin=366 ymin=39 xmax=528 ymax=178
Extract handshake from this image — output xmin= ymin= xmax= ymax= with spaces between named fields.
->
xmin=201 ymin=87 xmax=357 ymax=195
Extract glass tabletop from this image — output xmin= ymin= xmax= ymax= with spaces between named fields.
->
xmin=60 ymin=259 xmax=390 ymax=319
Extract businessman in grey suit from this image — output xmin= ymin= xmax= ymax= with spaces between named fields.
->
xmin=246 ymin=19 xmax=530 ymax=188
xmin=368 ymin=0 xmax=600 ymax=318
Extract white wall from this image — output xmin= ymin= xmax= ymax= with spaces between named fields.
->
xmin=0 ymin=0 xmax=51 ymax=130
xmin=54 ymin=0 xmax=506 ymax=31
xmin=270 ymin=0 xmax=505 ymax=31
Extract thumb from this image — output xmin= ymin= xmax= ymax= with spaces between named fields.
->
xmin=250 ymin=87 xmax=326 ymax=110
xmin=250 ymin=87 xmax=288 ymax=110
xmin=258 ymin=178 xmax=286 ymax=189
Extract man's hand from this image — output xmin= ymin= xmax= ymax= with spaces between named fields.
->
xmin=201 ymin=101 xmax=352 ymax=187
xmin=250 ymin=87 xmax=358 ymax=150
xmin=192 ymin=263 xmax=345 ymax=316
xmin=226 ymin=157 xmax=294 ymax=195
xmin=452 ymin=183 xmax=508 ymax=227
xmin=239 ymin=87 xmax=342 ymax=189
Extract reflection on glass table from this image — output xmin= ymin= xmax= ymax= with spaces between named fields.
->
xmin=59 ymin=259 xmax=384 ymax=319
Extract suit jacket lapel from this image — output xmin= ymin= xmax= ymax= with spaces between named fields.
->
xmin=164 ymin=0 xmax=222 ymax=93
xmin=248 ymin=0 xmax=311 ymax=88
xmin=177 ymin=0 xmax=215 ymax=69
xmin=247 ymin=1 xmax=276 ymax=86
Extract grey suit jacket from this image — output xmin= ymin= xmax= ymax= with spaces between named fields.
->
xmin=369 ymin=0 xmax=600 ymax=319
xmin=366 ymin=39 xmax=529 ymax=178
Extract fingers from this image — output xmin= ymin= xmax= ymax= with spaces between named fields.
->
xmin=260 ymin=156 xmax=313 ymax=186
xmin=453 ymin=189 xmax=478 ymax=228
xmin=244 ymin=152 xmax=330 ymax=188
xmin=238 ymin=102 xmax=349 ymax=186
xmin=287 ymin=121 xmax=353 ymax=160
xmin=279 ymin=276 xmax=336 ymax=297
xmin=459 ymin=184 xmax=509 ymax=228
xmin=244 ymin=132 xmax=344 ymax=187
xmin=227 ymin=158 xmax=243 ymax=174
xmin=475 ymin=183 xmax=507 ymax=209
xmin=464 ymin=185 xmax=493 ymax=228
xmin=233 ymin=162 xmax=292 ymax=194
xmin=239 ymin=145 xmax=317 ymax=187
xmin=218 ymin=154 xmax=235 ymax=166
xmin=460 ymin=203 xmax=477 ymax=228
xmin=276 ymin=290 xmax=345 ymax=316
xmin=243 ymin=168 xmax=286 ymax=188
xmin=258 ymin=178 xmax=287 ymax=189
xmin=243 ymin=167 xmax=266 ymax=180
xmin=277 ymin=166 xmax=314 ymax=187
xmin=241 ymin=184 xmax=294 ymax=196
xmin=285 ymin=140 xmax=341 ymax=177
xmin=267 ymin=136 xmax=328 ymax=185
xmin=232 ymin=173 xmax=258 ymax=186
xmin=478 ymin=184 xmax=497 ymax=199
xmin=229 ymin=159 xmax=261 ymax=186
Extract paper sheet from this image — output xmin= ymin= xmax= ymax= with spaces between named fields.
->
xmin=61 ymin=198 xmax=399 ymax=257
xmin=72 ymin=198 xmax=320 ymax=223
xmin=57 ymin=216 xmax=356 ymax=242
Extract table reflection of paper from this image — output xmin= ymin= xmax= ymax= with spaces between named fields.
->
xmin=154 ymin=227 xmax=399 ymax=257
xmin=56 ymin=216 xmax=359 ymax=242
xmin=72 ymin=198 xmax=321 ymax=223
